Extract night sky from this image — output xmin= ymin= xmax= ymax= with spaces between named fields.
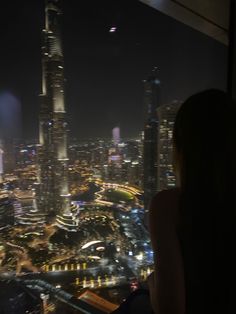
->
xmin=0 ymin=0 xmax=228 ymax=141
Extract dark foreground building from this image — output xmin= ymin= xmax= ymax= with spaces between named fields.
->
xmin=0 ymin=280 xmax=42 ymax=314
xmin=0 ymin=194 xmax=14 ymax=228
xmin=143 ymin=70 xmax=161 ymax=212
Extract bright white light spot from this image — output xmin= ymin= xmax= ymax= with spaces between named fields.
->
xmin=81 ymin=240 xmax=102 ymax=250
xmin=136 ymin=252 xmax=144 ymax=261
xmin=109 ymin=27 xmax=117 ymax=33
xmin=88 ymin=256 xmax=101 ymax=260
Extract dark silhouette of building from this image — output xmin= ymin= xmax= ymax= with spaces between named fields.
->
xmin=0 ymin=279 xmax=42 ymax=313
xmin=143 ymin=69 xmax=160 ymax=212
xmin=0 ymin=193 xmax=14 ymax=228
xmin=0 ymin=92 xmax=22 ymax=174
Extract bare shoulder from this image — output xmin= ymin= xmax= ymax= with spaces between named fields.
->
xmin=149 ymin=188 xmax=180 ymax=226
xmin=148 ymin=188 xmax=186 ymax=314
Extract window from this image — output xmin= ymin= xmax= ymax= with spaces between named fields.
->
xmin=0 ymin=0 xmax=230 ymax=312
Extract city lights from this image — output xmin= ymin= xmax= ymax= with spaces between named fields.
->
xmin=0 ymin=0 xmax=183 ymax=311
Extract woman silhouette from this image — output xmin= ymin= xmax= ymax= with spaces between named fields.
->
xmin=148 ymin=89 xmax=236 ymax=314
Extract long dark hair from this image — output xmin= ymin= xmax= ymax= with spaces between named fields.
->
xmin=173 ymin=90 xmax=236 ymax=313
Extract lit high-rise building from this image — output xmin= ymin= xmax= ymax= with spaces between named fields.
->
xmin=122 ymin=140 xmax=142 ymax=186
xmin=157 ymin=101 xmax=180 ymax=191
xmin=107 ymin=128 xmax=123 ymax=182
xmin=38 ymin=0 xmax=77 ymax=229
xmin=143 ymin=69 xmax=160 ymax=211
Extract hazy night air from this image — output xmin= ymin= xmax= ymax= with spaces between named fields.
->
xmin=0 ymin=0 xmax=227 ymax=140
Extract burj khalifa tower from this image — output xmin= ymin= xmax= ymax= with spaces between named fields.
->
xmin=38 ymin=0 xmax=78 ymax=231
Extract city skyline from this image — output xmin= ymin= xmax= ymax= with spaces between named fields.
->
xmin=0 ymin=0 xmax=227 ymax=140
xmin=0 ymin=1 xmax=233 ymax=312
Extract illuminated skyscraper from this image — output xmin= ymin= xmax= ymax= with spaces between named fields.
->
xmin=157 ymin=101 xmax=180 ymax=191
xmin=38 ymin=0 xmax=77 ymax=229
xmin=143 ymin=69 xmax=160 ymax=211
xmin=108 ymin=127 xmax=123 ymax=182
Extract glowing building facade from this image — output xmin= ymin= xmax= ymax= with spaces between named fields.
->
xmin=143 ymin=70 xmax=160 ymax=211
xmin=108 ymin=128 xmax=123 ymax=182
xmin=38 ymin=0 xmax=77 ymax=229
xmin=157 ymin=101 xmax=180 ymax=191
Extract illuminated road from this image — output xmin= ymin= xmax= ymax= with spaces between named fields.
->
xmin=92 ymin=181 xmax=142 ymax=211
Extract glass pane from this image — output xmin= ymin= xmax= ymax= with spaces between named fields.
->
xmin=0 ymin=0 xmax=228 ymax=312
